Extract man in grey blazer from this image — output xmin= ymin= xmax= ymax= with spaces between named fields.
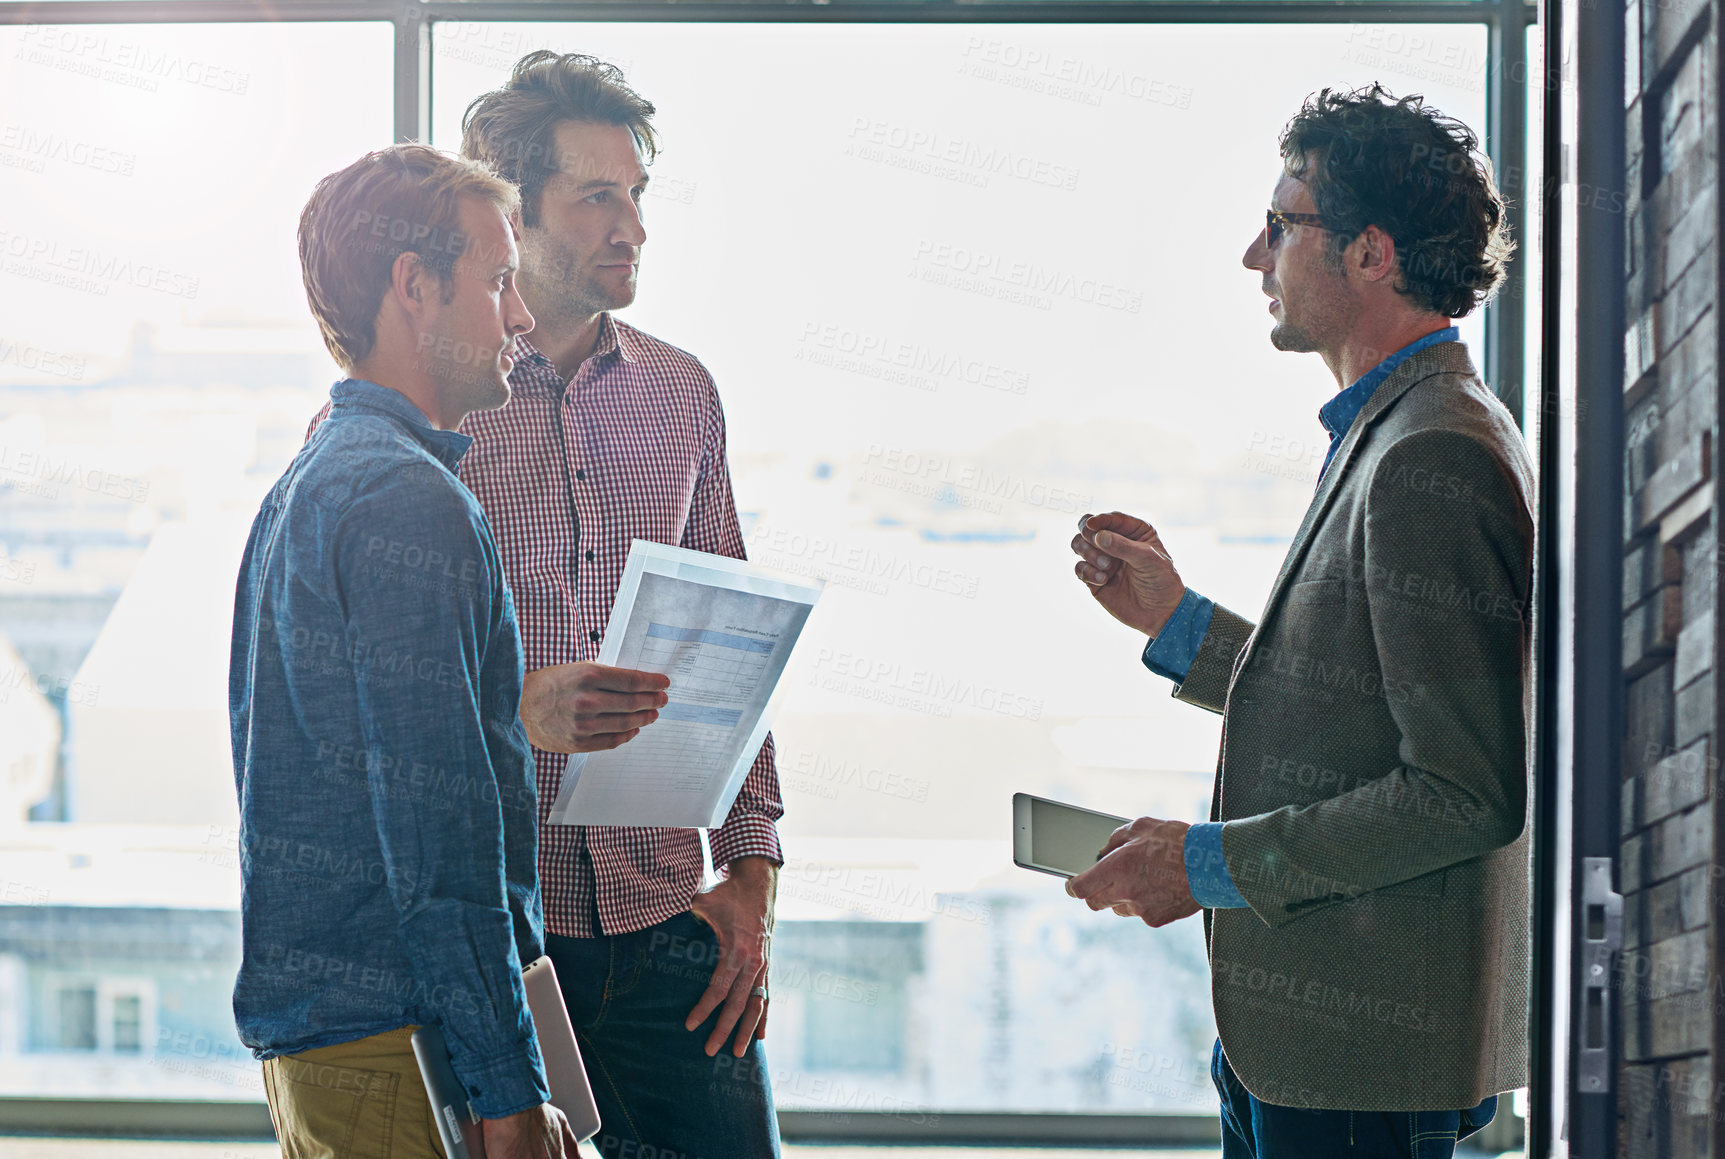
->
xmin=1067 ymin=85 xmax=1534 ymax=1157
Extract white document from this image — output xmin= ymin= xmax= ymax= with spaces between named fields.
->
xmin=547 ymin=540 xmax=822 ymax=828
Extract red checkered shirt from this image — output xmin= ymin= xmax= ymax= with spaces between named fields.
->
xmin=308 ymin=315 xmax=783 ymax=937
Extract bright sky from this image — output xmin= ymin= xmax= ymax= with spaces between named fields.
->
xmin=1 ymin=19 xmax=1492 ymax=461
xmin=0 ymin=15 xmax=1521 ymax=1111
xmin=0 ymin=16 xmax=1507 ymax=824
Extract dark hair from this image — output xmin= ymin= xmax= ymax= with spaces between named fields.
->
xmin=298 ymin=144 xmax=519 ymax=368
xmin=1279 ymin=84 xmax=1512 ymax=317
xmin=459 ymin=50 xmax=658 ymax=228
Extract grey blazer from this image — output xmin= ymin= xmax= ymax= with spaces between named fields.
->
xmin=1177 ymin=341 xmax=1535 ymax=1111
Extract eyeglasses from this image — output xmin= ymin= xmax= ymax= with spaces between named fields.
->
xmin=1265 ymin=208 xmax=1329 ymax=247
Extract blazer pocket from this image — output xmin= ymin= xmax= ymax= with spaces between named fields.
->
xmin=1374 ymin=868 xmax=1447 ymax=898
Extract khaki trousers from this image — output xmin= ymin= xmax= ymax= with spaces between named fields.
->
xmin=262 ymin=1026 xmax=446 ymax=1159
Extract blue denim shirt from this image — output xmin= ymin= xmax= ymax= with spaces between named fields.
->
xmin=1144 ymin=330 xmax=1461 ymax=910
xmin=229 ymin=378 xmax=549 ymax=1118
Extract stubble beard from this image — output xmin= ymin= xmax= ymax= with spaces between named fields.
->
xmin=436 ymin=350 xmax=512 ymax=419
xmin=420 ymin=314 xmax=511 ymax=418
xmin=1269 ymin=315 xmax=1321 ymax=353
xmin=1268 ymin=275 xmax=1354 ymax=360
xmin=520 ymin=233 xmax=637 ymax=330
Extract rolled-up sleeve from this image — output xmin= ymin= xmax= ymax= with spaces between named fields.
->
xmin=1142 ymin=588 xmax=1217 ymax=683
xmin=1183 ymin=822 xmax=1248 ymax=909
xmin=710 ymin=736 xmax=785 ymax=870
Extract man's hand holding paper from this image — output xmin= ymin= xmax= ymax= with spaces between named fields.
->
xmin=547 ymin=541 xmax=822 ymax=828
xmin=520 ymin=662 xmax=671 ymax=754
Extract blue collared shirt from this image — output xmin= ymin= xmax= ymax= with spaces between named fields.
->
xmin=1146 ymin=329 xmax=1461 ymax=909
xmin=229 ymin=378 xmax=549 ymax=1118
xmin=1316 ymin=327 xmax=1459 ymax=480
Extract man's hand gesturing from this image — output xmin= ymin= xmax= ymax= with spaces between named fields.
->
xmin=519 ymin=662 xmax=670 ymax=754
xmin=1070 ymin=512 xmax=1189 ymax=638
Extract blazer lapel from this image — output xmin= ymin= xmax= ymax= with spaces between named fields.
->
xmin=1235 ymin=342 xmax=1477 ymax=671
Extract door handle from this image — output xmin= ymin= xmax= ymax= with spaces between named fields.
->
xmin=1576 ymin=856 xmax=1622 ymax=1094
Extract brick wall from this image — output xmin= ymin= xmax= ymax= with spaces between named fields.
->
xmin=1618 ymin=0 xmax=1719 ymax=1148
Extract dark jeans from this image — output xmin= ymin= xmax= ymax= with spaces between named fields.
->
xmin=546 ymin=911 xmax=781 ymax=1159
xmin=1212 ymin=1039 xmax=1497 ymax=1158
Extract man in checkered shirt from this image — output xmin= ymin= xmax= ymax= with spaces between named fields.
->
xmin=462 ymin=50 xmax=786 ymax=1159
xmin=311 ymin=51 xmax=786 ymax=1157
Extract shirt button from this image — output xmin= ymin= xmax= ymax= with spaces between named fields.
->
xmin=584 ymin=550 xmax=596 ymax=562
xmin=575 ymin=468 xmax=587 ymax=481
xmin=589 ymin=630 xmax=601 ymax=643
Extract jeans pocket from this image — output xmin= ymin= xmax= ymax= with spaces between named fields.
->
xmin=1458 ymin=1095 xmax=1498 ymax=1141
xmin=640 ymin=912 xmax=720 ymax=994
xmin=1409 ymin=1108 xmax=1464 ymax=1159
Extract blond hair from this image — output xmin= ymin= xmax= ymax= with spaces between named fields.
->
xmin=298 ymin=143 xmax=521 ymax=368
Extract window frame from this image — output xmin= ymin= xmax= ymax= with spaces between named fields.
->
xmin=0 ymin=0 xmax=1542 ymax=1146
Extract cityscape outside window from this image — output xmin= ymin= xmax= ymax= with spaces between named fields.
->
xmin=0 ymin=19 xmax=1492 ymax=1116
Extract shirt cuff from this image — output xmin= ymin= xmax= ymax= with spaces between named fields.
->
xmin=709 ymin=813 xmax=783 ymax=871
xmin=1184 ymin=822 xmax=1249 ymax=909
xmin=456 ymin=1038 xmax=551 ymax=1121
xmin=1142 ymin=589 xmax=1216 ymax=683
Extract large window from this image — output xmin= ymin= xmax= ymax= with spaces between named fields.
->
xmin=0 ymin=10 xmax=1508 ymax=1129
xmin=430 ymin=20 xmax=1491 ymax=1119
xmin=0 ymin=20 xmax=391 ymax=1100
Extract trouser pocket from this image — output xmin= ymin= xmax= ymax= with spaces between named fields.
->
xmin=264 ymin=1029 xmax=443 ymax=1159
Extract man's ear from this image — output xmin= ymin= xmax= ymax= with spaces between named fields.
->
xmin=1353 ymin=224 xmax=1399 ymax=284
xmin=389 ymin=250 xmax=431 ymax=317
